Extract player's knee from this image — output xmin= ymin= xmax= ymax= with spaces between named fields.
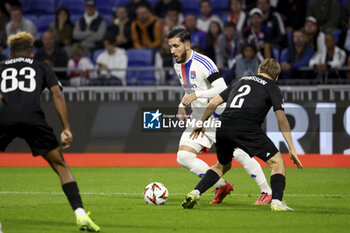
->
xmin=177 ymin=150 xmax=196 ymax=167
xmin=267 ymin=153 xmax=285 ymax=173
xmin=211 ymin=162 xmax=229 ymax=176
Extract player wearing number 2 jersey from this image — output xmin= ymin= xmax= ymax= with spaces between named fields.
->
xmin=0 ymin=32 xmax=100 ymax=231
xmin=182 ymin=58 xmax=303 ymax=211
xmin=168 ymin=27 xmax=273 ymax=205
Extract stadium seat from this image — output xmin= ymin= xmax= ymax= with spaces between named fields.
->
xmin=181 ymin=0 xmax=201 ymax=16
xmin=148 ymin=0 xmax=159 ymax=8
xmin=280 ymin=48 xmax=288 ymax=62
xmin=37 ymin=15 xmax=55 ymax=36
xmin=332 ymin=29 xmax=342 ymax=43
xmin=24 ymin=15 xmax=39 ymax=27
xmin=272 ymin=47 xmax=280 ymax=63
xmin=93 ymin=49 xmax=105 ymax=65
xmin=211 ymin=0 xmax=229 ymax=16
xmin=71 ymin=14 xmax=82 ymax=25
xmin=101 ymin=14 xmax=112 ymax=27
xmin=1 ymin=48 xmax=10 ymax=59
xmin=126 ymin=49 xmax=155 ymax=85
xmin=22 ymin=0 xmax=55 ymax=14
xmin=57 ymin=0 xmax=85 ymax=15
xmin=115 ymin=0 xmax=132 ymax=7
xmin=337 ymin=0 xmax=347 ymax=7
xmin=96 ymin=0 xmax=116 ymax=15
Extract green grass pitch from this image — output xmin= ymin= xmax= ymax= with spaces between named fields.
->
xmin=0 ymin=167 xmax=350 ymax=233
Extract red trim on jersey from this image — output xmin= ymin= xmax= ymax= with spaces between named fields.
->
xmin=181 ymin=64 xmax=187 ymax=85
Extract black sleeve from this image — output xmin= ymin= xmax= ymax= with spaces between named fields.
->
xmin=43 ymin=63 xmax=59 ymax=89
xmin=269 ymin=84 xmax=284 ymax=111
xmin=207 ymin=72 xmax=222 ymax=84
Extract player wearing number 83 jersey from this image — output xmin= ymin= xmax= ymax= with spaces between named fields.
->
xmin=0 ymin=56 xmax=60 ymax=125
xmin=0 ymin=32 xmax=100 ymax=231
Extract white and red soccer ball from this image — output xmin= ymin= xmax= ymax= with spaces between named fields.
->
xmin=144 ymin=182 xmax=168 ymax=205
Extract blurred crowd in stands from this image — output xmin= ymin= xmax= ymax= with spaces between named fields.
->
xmin=1 ymin=0 xmax=350 ymax=86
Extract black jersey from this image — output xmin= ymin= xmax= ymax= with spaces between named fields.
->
xmin=0 ymin=57 xmax=59 ymax=125
xmin=219 ymin=74 xmax=284 ymax=127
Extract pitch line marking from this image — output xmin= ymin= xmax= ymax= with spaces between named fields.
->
xmin=0 ymin=191 xmax=348 ymax=198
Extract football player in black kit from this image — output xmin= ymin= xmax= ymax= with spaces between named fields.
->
xmin=0 ymin=32 xmax=100 ymax=231
xmin=182 ymin=58 xmax=303 ymax=211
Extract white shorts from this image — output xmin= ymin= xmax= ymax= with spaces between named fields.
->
xmin=179 ymin=127 xmax=216 ymax=151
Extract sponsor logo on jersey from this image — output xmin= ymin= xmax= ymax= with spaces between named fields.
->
xmin=182 ymin=83 xmax=197 ymax=89
xmin=190 ymin=71 xmax=196 ymax=79
xmin=143 ymin=109 xmax=161 ymax=129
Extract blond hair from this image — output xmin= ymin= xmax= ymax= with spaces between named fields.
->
xmin=8 ymin=32 xmax=34 ymax=56
xmin=258 ymin=58 xmax=281 ymax=80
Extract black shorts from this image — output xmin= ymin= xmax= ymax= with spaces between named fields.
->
xmin=0 ymin=122 xmax=59 ymax=156
xmin=215 ymin=124 xmax=279 ymax=165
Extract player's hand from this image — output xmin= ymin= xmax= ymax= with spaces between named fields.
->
xmin=181 ymin=93 xmax=197 ymax=106
xmin=177 ymin=106 xmax=187 ymax=123
xmin=289 ymin=149 xmax=303 ymax=169
xmin=0 ymin=93 xmax=2 ymax=102
xmin=190 ymin=126 xmax=205 ymax=140
xmin=61 ymin=129 xmax=73 ymax=149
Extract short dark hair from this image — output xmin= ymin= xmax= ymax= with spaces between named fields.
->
xmin=136 ymin=2 xmax=151 ymax=11
xmin=224 ymin=21 xmax=236 ymax=29
xmin=168 ymin=27 xmax=191 ymax=42
xmin=103 ymin=33 xmax=116 ymax=44
xmin=10 ymin=5 xmax=22 ymax=13
xmin=200 ymin=0 xmax=211 ymax=7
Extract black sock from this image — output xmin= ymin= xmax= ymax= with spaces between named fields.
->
xmin=194 ymin=169 xmax=221 ymax=194
xmin=270 ymin=174 xmax=285 ymax=201
xmin=62 ymin=181 xmax=83 ymax=210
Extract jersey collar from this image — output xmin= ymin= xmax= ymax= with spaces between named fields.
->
xmin=182 ymin=50 xmax=194 ymax=65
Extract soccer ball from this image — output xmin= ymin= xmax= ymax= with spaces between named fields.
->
xmin=144 ymin=182 xmax=168 ymax=205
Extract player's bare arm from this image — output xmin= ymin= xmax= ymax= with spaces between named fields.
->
xmin=190 ymin=95 xmax=224 ymax=140
xmin=50 ymin=85 xmax=72 ymax=149
xmin=181 ymin=93 xmax=197 ymax=106
xmin=275 ymin=110 xmax=303 ymax=169
xmin=177 ymin=104 xmax=188 ymax=122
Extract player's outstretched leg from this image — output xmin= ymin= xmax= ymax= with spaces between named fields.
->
xmin=43 ymin=147 xmax=101 ymax=231
xmin=177 ymin=145 xmax=233 ymax=204
xmin=266 ymin=152 xmax=293 ymax=211
xmin=182 ymin=162 xmax=231 ymax=209
xmin=233 ymin=149 xmax=272 ymax=204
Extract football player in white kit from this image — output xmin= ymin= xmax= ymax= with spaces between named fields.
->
xmin=168 ymin=27 xmax=273 ymax=204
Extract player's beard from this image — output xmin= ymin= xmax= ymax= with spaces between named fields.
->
xmin=176 ymin=50 xmax=187 ymax=64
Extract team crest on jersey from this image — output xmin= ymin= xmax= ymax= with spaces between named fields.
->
xmin=190 ymin=71 xmax=196 ymax=79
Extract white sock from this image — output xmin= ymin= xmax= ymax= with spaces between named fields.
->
xmin=177 ymin=150 xmax=210 ymax=177
xmin=177 ymin=150 xmax=226 ymax=189
xmin=74 ymin=207 xmax=87 ymax=218
xmin=271 ymin=199 xmax=282 ymax=205
xmin=233 ymin=148 xmax=272 ymax=195
xmin=190 ymin=189 xmax=201 ymax=199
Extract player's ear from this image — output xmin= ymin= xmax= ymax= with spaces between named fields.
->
xmin=29 ymin=52 xmax=34 ymax=59
xmin=185 ymin=41 xmax=191 ymax=51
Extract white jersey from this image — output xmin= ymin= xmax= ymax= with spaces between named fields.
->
xmin=174 ymin=50 xmax=221 ymax=119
